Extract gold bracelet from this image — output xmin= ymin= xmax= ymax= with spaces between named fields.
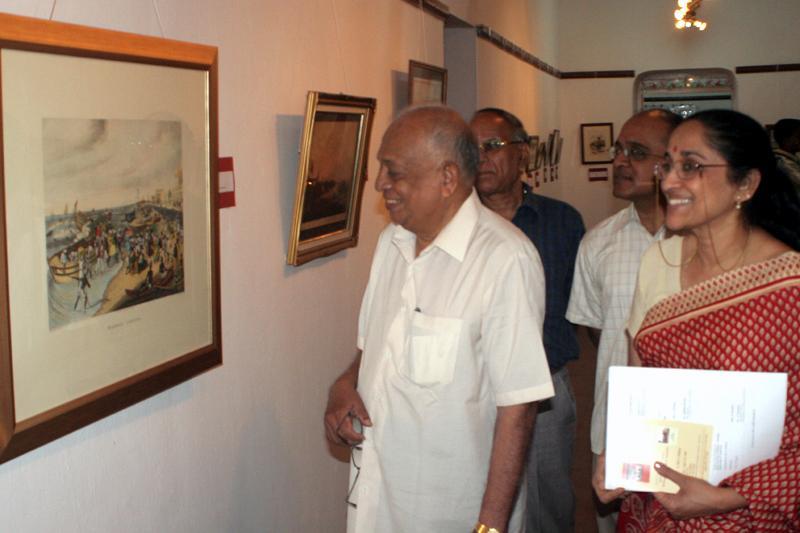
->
xmin=473 ymin=523 xmax=501 ymax=533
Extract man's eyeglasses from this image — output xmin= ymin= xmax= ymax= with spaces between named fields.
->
xmin=655 ymin=159 xmax=728 ymax=181
xmin=346 ymin=444 xmax=362 ymax=509
xmin=609 ymin=143 xmax=659 ymax=162
xmin=478 ymin=137 xmax=526 ymax=154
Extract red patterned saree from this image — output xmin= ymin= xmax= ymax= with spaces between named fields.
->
xmin=617 ymin=252 xmax=800 ymax=532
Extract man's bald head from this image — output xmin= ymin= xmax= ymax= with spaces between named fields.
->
xmin=385 ymin=105 xmax=479 ymax=186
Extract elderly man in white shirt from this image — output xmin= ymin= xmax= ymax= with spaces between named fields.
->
xmin=324 ymin=106 xmax=553 ymax=533
xmin=566 ymin=109 xmax=680 ymax=533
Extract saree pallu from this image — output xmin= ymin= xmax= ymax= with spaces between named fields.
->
xmin=617 ymin=252 xmax=800 ymax=532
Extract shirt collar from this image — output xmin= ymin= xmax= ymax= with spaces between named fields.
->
xmin=625 ymin=203 xmax=666 ymax=239
xmin=390 ymin=189 xmax=480 ymax=263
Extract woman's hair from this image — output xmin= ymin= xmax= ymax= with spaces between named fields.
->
xmin=686 ymin=109 xmax=800 ymax=251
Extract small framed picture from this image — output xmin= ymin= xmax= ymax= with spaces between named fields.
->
xmin=287 ymin=91 xmax=376 ymax=266
xmin=408 ymin=60 xmax=447 ymax=105
xmin=526 ymin=135 xmax=540 ymax=173
xmin=580 ymin=123 xmax=614 ymax=164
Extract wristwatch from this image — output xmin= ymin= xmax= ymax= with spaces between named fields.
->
xmin=473 ymin=523 xmax=501 ymax=533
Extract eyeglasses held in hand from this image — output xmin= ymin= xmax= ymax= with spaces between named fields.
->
xmin=346 ymin=444 xmax=362 ymax=509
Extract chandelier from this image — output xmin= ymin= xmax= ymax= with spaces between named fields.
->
xmin=674 ymin=0 xmax=707 ymax=31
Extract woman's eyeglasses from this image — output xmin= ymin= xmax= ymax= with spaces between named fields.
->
xmin=655 ymin=159 xmax=728 ymax=181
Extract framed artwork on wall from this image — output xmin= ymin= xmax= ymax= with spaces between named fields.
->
xmin=408 ymin=60 xmax=448 ymax=105
xmin=580 ymin=123 xmax=614 ymax=164
xmin=525 ymin=135 xmax=540 ymax=173
xmin=287 ymin=92 xmax=376 ymax=266
xmin=0 ymin=13 xmax=221 ymax=463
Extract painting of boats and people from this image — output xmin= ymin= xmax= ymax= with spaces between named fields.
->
xmin=44 ymin=118 xmax=185 ymax=330
xmin=299 ymin=111 xmax=360 ymax=241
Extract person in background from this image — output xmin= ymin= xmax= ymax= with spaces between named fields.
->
xmin=597 ymin=109 xmax=800 ymax=530
xmin=773 ymin=118 xmax=800 ymax=194
xmin=324 ymin=106 xmax=554 ymax=533
xmin=470 ymin=108 xmax=584 ymax=533
xmin=566 ymin=109 xmax=681 ymax=532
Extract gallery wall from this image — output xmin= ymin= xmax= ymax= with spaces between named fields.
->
xmin=0 ymin=1 xmax=443 ymax=531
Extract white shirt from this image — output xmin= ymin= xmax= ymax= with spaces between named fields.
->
xmin=565 ymin=204 xmax=665 ymax=454
xmin=349 ymin=190 xmax=554 ymax=533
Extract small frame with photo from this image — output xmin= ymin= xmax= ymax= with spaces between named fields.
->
xmin=408 ymin=60 xmax=448 ymax=105
xmin=580 ymin=122 xmax=614 ymax=164
xmin=287 ymin=91 xmax=376 ymax=266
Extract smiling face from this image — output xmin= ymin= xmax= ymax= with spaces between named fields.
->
xmin=660 ymin=120 xmax=755 ymax=233
xmin=469 ymin=112 xmax=526 ymax=198
xmin=612 ymin=113 xmax=673 ymax=202
xmin=374 ymin=116 xmax=450 ymax=240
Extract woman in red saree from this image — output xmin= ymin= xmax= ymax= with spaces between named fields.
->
xmin=594 ymin=110 xmax=800 ymax=531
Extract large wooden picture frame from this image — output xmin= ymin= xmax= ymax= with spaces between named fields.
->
xmin=580 ymin=122 xmax=614 ymax=164
xmin=0 ymin=13 xmax=221 ymax=463
xmin=287 ymin=91 xmax=375 ymax=266
xmin=408 ymin=60 xmax=448 ymax=105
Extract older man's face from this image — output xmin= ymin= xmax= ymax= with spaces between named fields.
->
xmin=470 ymin=113 xmax=524 ymax=198
xmin=374 ymin=120 xmax=446 ymax=237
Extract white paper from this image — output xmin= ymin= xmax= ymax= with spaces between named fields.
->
xmin=606 ymin=366 xmax=787 ymax=492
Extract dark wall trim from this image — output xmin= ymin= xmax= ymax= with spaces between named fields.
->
xmin=476 ymin=25 xmax=561 ymax=78
xmin=561 ymin=70 xmax=635 ymax=79
xmin=736 ymin=63 xmax=800 ymax=74
xmin=400 ymin=0 xmax=450 ymax=20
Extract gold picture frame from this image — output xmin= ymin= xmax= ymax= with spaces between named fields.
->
xmin=287 ymin=92 xmax=376 ymax=266
xmin=0 ymin=13 xmax=221 ymax=463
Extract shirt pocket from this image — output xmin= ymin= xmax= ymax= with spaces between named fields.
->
xmin=407 ymin=312 xmax=462 ymax=387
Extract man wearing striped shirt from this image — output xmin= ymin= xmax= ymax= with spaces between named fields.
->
xmin=566 ymin=109 xmax=681 ymax=533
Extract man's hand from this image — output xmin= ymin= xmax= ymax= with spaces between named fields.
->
xmin=652 ymin=462 xmax=747 ymax=520
xmin=592 ymin=452 xmax=626 ymax=503
xmin=324 ymin=353 xmax=371 ymax=447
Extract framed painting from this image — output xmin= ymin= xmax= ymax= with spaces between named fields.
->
xmin=287 ymin=92 xmax=376 ymax=266
xmin=525 ymin=135 xmax=540 ymax=173
xmin=580 ymin=123 xmax=614 ymax=164
xmin=0 ymin=13 xmax=221 ymax=463
xmin=408 ymin=60 xmax=448 ymax=105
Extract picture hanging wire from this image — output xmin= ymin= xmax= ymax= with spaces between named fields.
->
xmin=151 ymin=0 xmax=166 ymax=38
xmin=418 ymin=0 xmax=428 ymax=62
xmin=330 ymin=0 xmax=351 ymax=93
xmin=49 ymin=0 xmax=165 ymax=38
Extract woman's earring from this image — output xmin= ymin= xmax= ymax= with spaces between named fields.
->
xmin=735 ymin=198 xmax=742 ymax=210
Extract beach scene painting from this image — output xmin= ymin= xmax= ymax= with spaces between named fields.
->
xmin=43 ymin=118 xmax=185 ymax=330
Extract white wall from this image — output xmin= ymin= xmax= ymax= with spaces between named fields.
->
xmin=556 ymin=0 xmax=800 ymax=228
xmin=0 ymin=1 xmax=442 ymax=532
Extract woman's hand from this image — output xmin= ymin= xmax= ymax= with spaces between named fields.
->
xmin=592 ymin=452 xmax=626 ymax=503
xmin=653 ymin=462 xmax=748 ymax=519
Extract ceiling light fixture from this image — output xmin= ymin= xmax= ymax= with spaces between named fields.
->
xmin=674 ymin=0 xmax=707 ymax=31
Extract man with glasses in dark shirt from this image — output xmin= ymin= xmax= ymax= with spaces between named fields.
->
xmin=470 ymin=108 xmax=585 ymax=533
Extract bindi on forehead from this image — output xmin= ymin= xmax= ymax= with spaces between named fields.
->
xmin=671 ymin=145 xmax=678 ymax=153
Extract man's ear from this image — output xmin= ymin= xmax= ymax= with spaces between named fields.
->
xmin=440 ymin=161 xmax=461 ymax=198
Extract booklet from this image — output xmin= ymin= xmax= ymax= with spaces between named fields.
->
xmin=605 ymin=366 xmax=787 ymax=494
